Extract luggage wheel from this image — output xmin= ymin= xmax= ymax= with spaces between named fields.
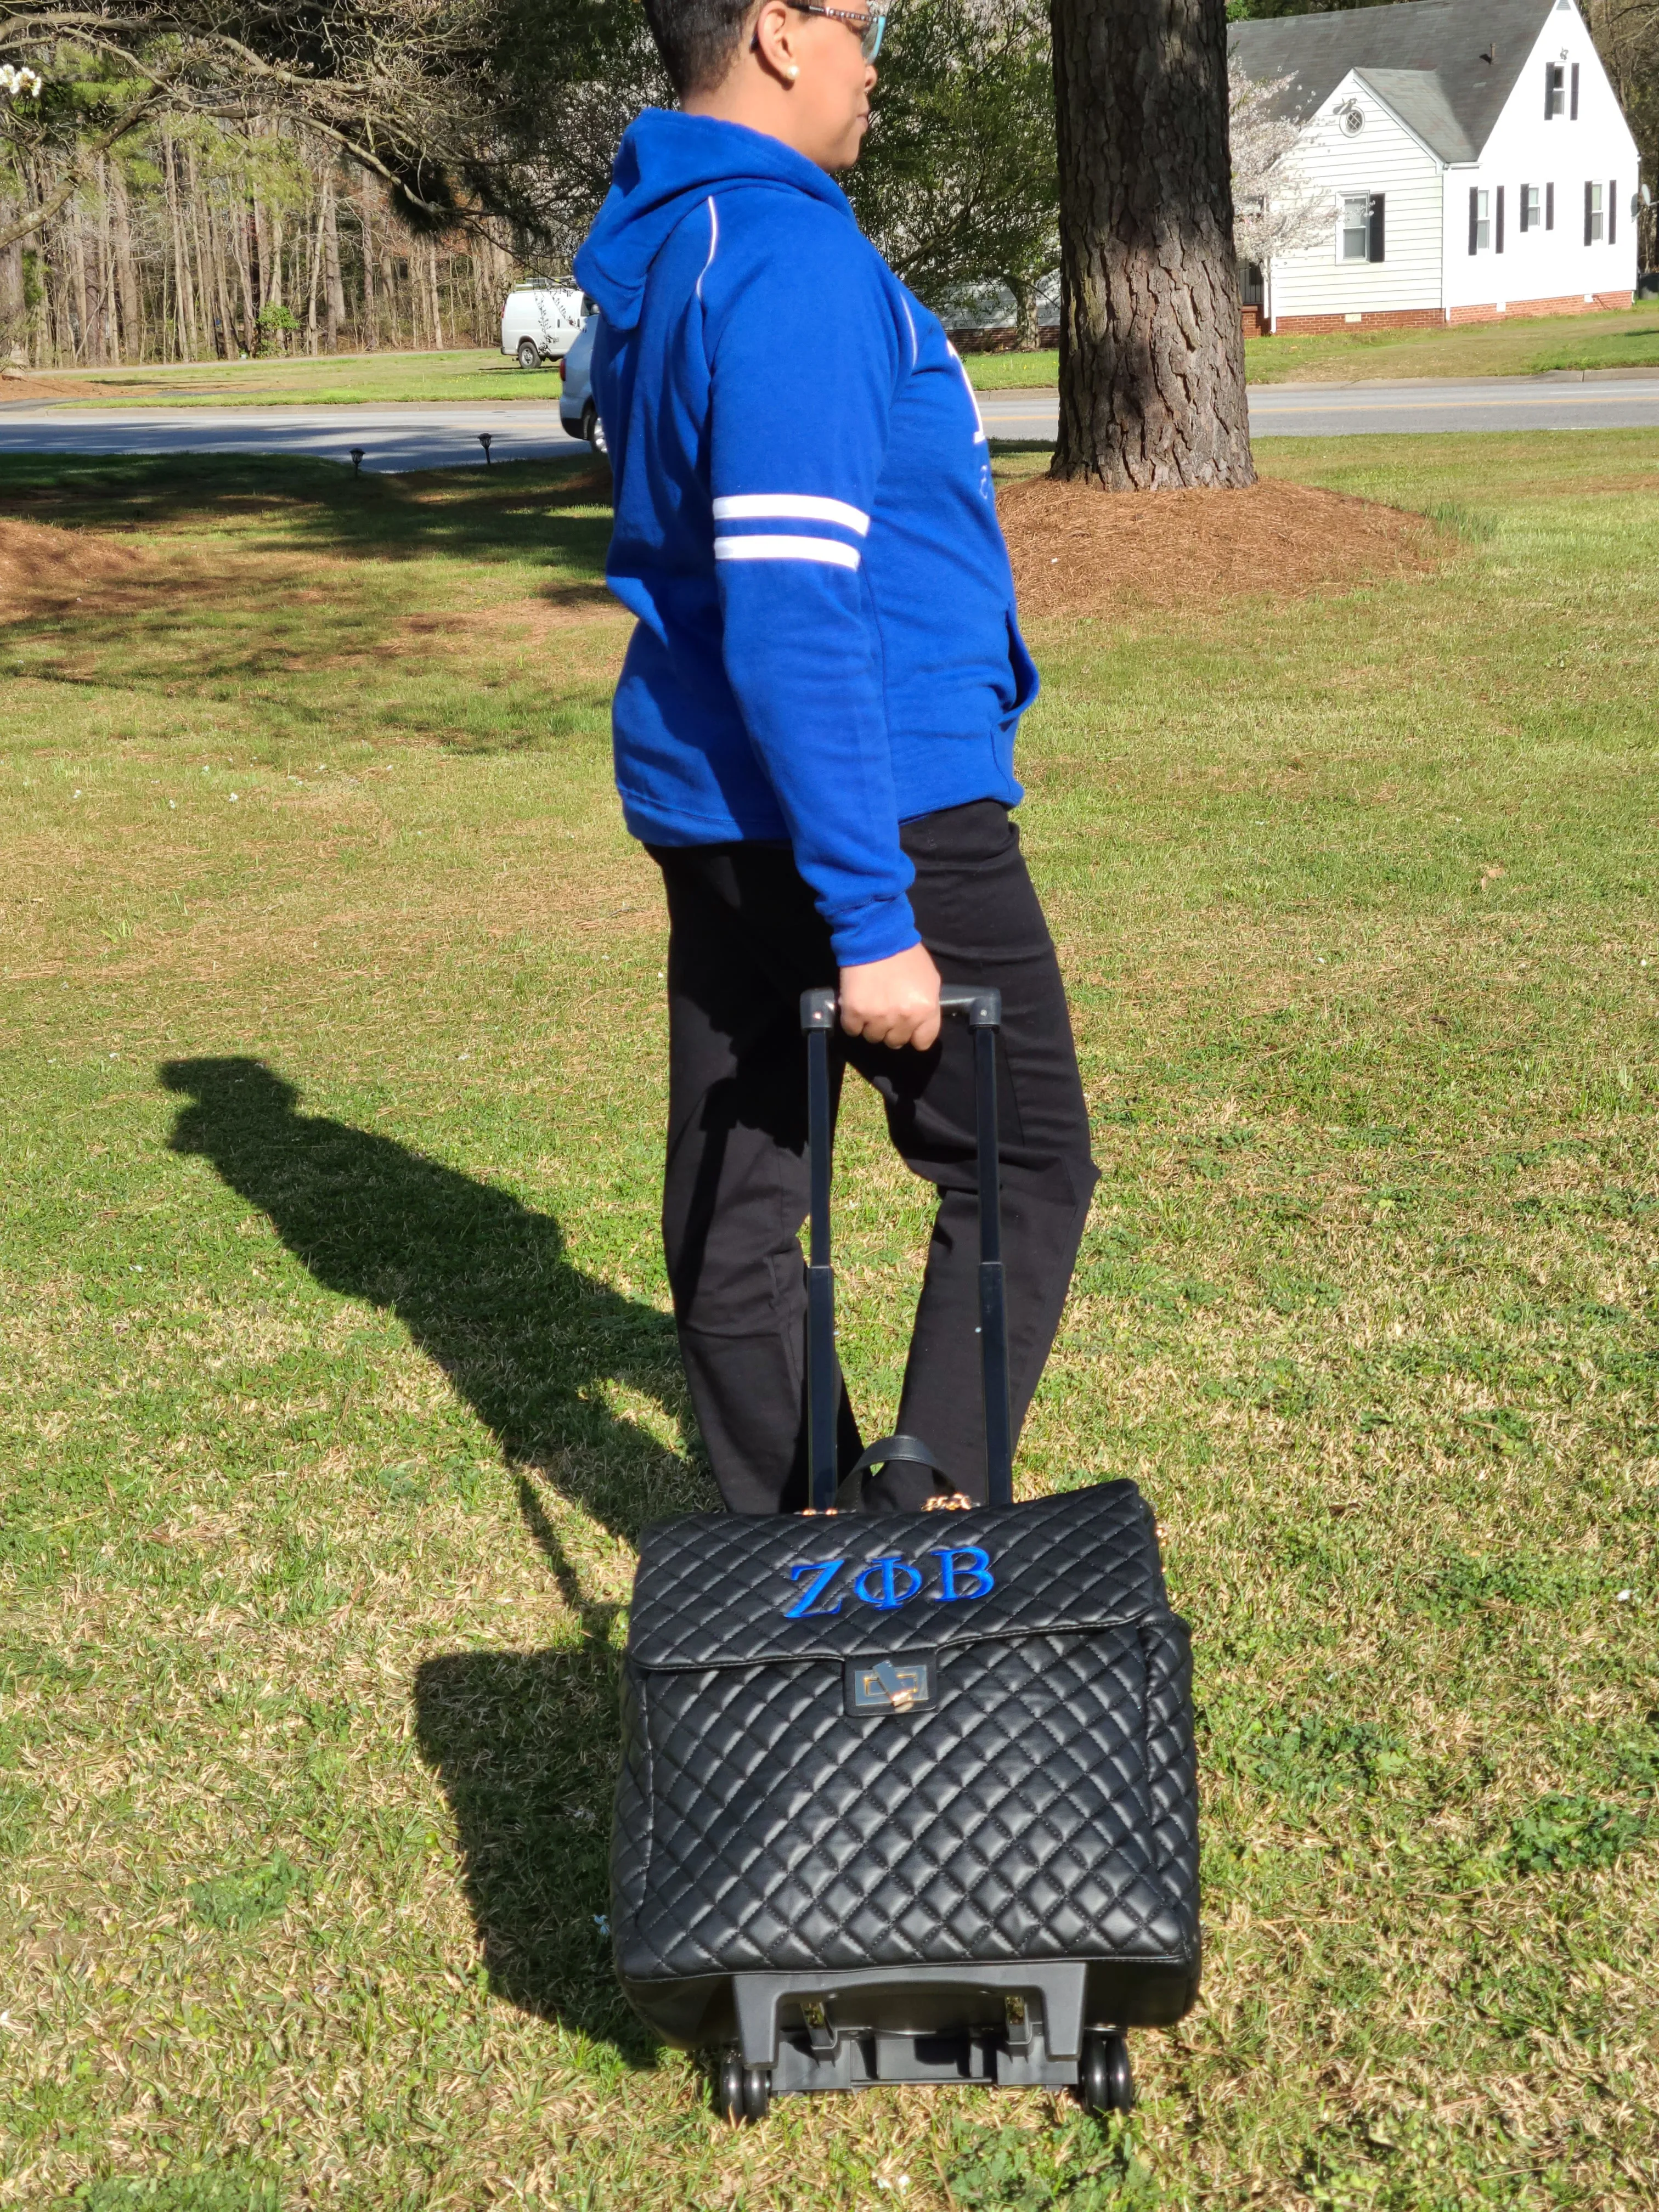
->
xmin=713 ymin=2049 xmax=771 ymax=2125
xmin=1079 ymin=2031 xmax=1133 ymax=2117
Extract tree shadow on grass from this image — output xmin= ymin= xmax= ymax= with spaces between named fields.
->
xmin=160 ymin=1054 xmax=704 ymax=2054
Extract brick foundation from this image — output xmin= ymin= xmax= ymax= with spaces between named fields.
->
xmin=1270 ymin=292 xmax=1633 ymax=334
xmin=1241 ymin=304 xmax=1264 ymax=338
xmin=1447 ymin=290 xmax=1633 ymax=322
xmin=1273 ymin=306 xmax=1450 ymax=334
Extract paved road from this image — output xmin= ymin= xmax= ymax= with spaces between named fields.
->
xmin=0 ymin=401 xmax=588 ymax=473
xmin=980 ymin=374 xmax=1659 ymax=444
xmin=2 ymin=375 xmax=1657 ymax=471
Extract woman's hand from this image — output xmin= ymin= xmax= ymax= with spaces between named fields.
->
xmin=839 ymin=943 xmax=942 ymax=1051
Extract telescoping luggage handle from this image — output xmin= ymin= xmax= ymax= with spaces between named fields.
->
xmin=799 ymin=985 xmax=1013 ymax=1513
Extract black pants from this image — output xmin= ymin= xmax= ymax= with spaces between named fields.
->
xmin=651 ymin=800 xmax=1098 ymax=1514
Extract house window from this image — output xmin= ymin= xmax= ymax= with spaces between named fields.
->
xmin=1585 ymin=179 xmax=1604 ymax=242
xmin=1545 ymin=62 xmax=1565 ymax=116
xmin=1521 ymin=183 xmax=1541 ymax=230
xmin=1469 ymin=188 xmax=1491 ymax=252
xmin=1339 ymin=194 xmax=1385 ymax=263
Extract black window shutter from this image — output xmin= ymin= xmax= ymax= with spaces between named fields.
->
xmin=1369 ymin=194 xmax=1386 ymax=262
xmin=1519 ymin=181 xmax=1529 ymax=232
xmin=1609 ymin=182 xmax=1616 ymax=244
xmin=1584 ymin=179 xmax=1593 ymax=245
xmin=1547 ymin=182 xmax=1555 ymax=229
xmin=1469 ymin=185 xmax=1479 ymax=254
xmin=1571 ymin=63 xmax=1579 ymax=119
xmin=1545 ymin=62 xmax=1554 ymax=118
xmin=1496 ymin=185 xmax=1505 ymax=252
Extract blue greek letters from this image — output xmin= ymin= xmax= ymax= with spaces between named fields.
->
xmin=785 ymin=1560 xmax=847 ymax=1618
xmin=930 ymin=1544 xmax=995 ymax=1601
xmin=851 ymin=1558 xmax=924 ymax=1611
xmin=782 ymin=1545 xmax=995 ymax=1613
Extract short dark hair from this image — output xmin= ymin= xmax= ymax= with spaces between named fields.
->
xmin=642 ymin=0 xmax=757 ymax=94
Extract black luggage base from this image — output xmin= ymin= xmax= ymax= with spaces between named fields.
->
xmin=662 ymin=1957 xmax=1195 ymax=2104
xmin=766 ymin=2023 xmax=1079 ymax=2098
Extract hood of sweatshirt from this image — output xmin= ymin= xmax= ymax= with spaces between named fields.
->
xmin=574 ymin=108 xmax=856 ymax=335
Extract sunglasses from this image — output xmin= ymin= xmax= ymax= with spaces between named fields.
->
xmin=786 ymin=0 xmax=886 ymax=61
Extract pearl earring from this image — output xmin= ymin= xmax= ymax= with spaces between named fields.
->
xmin=787 ymin=63 xmax=799 ymax=78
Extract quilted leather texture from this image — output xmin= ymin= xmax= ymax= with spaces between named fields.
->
xmin=627 ymin=1481 xmax=1167 ymax=1668
xmin=612 ymin=1480 xmax=1199 ymax=1991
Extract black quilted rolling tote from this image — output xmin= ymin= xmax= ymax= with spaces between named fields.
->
xmin=610 ymin=985 xmax=1200 ymax=2121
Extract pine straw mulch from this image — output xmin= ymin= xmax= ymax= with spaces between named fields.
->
xmin=0 ymin=515 xmax=150 ymax=602
xmin=1000 ymin=474 xmax=1441 ymax=620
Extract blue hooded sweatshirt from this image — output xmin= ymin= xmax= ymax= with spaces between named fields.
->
xmin=573 ymin=110 xmax=1038 ymax=967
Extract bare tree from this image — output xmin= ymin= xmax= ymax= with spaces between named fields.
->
xmin=1049 ymin=0 xmax=1254 ymax=490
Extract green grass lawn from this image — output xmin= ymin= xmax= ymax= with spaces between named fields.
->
xmin=4 ymin=347 xmax=567 ymax=408
xmin=2 ymin=430 xmax=1656 ymax=2209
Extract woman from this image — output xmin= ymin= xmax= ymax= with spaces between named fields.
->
xmin=573 ymin=0 xmax=1097 ymax=1513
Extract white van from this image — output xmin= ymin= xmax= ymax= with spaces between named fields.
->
xmin=500 ymin=283 xmax=589 ymax=370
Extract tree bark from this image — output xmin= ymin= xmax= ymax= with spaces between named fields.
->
xmin=426 ymin=236 xmax=444 ymax=351
xmin=1008 ymin=273 xmax=1041 ymax=351
xmin=0 ymin=237 xmax=23 ymax=359
xmin=323 ymin=180 xmax=346 ymax=352
xmin=68 ymin=201 xmax=91 ymax=363
xmin=110 ymin=163 xmax=142 ymax=360
xmin=1049 ymin=0 xmax=1254 ymax=489
xmin=162 ymin=130 xmax=199 ymax=359
xmin=233 ymin=199 xmax=258 ymax=354
xmin=184 ymin=144 xmax=217 ymax=358
xmin=358 ymin=183 xmax=377 ymax=348
xmin=303 ymin=183 xmax=326 ymax=356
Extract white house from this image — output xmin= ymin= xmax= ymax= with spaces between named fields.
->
xmin=1230 ymin=0 xmax=1641 ymax=334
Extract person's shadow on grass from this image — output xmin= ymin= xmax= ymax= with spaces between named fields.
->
xmin=160 ymin=1056 xmax=706 ymax=2056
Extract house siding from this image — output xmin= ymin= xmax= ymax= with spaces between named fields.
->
xmin=1267 ymin=80 xmax=1443 ymax=329
xmin=1442 ymin=0 xmax=1639 ymax=312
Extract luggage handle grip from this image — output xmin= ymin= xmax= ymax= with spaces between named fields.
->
xmin=800 ymin=983 xmax=1002 ymax=1030
xmin=798 ymin=984 xmax=1013 ymax=1514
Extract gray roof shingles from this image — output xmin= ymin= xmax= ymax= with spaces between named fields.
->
xmin=1229 ymin=0 xmax=1559 ymax=162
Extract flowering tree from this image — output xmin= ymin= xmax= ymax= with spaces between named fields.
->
xmin=1228 ymin=57 xmax=1329 ymax=282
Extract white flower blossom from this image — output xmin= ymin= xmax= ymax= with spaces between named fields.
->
xmin=0 ymin=63 xmax=45 ymax=100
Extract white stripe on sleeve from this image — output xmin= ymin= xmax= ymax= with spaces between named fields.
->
xmin=712 ymin=494 xmax=871 ymax=537
xmin=695 ymin=196 xmax=719 ymax=301
xmin=713 ymin=534 xmax=861 ymax=570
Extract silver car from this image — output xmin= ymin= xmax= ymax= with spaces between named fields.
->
xmin=558 ymin=315 xmax=606 ymax=453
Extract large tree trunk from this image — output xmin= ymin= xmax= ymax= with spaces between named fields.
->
xmin=358 ymin=184 xmax=377 ymax=349
xmin=110 ymin=163 xmax=142 ymax=360
xmin=323 ymin=182 xmax=346 ymax=352
xmin=0 ymin=236 xmax=24 ymax=360
xmin=1007 ymin=273 xmax=1042 ymax=351
xmin=1049 ymin=0 xmax=1254 ymax=489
